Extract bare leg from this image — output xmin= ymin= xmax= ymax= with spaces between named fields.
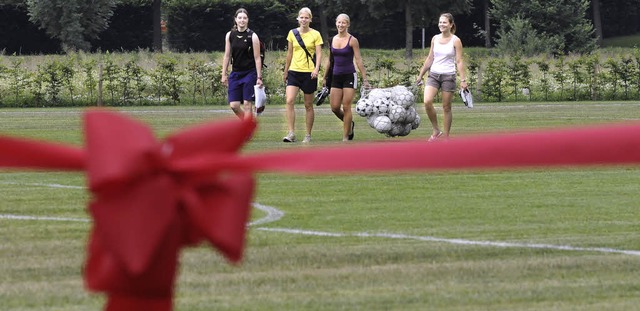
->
xmin=230 ymin=101 xmax=244 ymax=119
xmin=243 ymin=100 xmax=254 ymax=120
xmin=285 ymin=85 xmax=299 ymax=134
xmin=441 ymin=91 xmax=453 ymax=137
xmin=303 ymin=93 xmax=315 ymax=136
xmin=342 ymin=88 xmax=356 ymax=140
xmin=329 ymin=88 xmax=344 ymax=121
xmin=423 ymin=85 xmax=441 ymax=136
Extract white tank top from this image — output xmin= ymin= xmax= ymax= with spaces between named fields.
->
xmin=430 ymin=34 xmax=457 ymax=75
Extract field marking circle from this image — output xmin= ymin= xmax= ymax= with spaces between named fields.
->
xmin=1 ymin=182 xmax=639 ymax=257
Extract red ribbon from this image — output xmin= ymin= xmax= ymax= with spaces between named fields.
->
xmin=1 ymin=109 xmax=640 ymax=311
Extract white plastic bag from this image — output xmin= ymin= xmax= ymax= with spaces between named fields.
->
xmin=254 ymin=85 xmax=267 ymax=114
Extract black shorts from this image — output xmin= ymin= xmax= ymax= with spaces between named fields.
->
xmin=331 ymin=73 xmax=357 ymax=89
xmin=287 ymin=71 xmax=318 ymax=94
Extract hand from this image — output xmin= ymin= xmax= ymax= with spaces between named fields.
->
xmin=416 ymin=78 xmax=423 ymax=86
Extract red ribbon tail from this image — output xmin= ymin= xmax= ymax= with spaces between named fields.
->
xmin=0 ymin=136 xmax=84 ymax=170
xmin=105 ymin=294 xmax=172 ymax=311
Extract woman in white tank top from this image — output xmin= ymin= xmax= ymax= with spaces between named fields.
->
xmin=416 ymin=13 xmax=468 ymax=142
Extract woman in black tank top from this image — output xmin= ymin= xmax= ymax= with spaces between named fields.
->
xmin=221 ymin=8 xmax=264 ymax=120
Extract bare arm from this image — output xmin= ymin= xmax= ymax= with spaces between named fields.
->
xmin=416 ymin=36 xmax=435 ymax=84
xmin=251 ymin=33 xmax=263 ymax=87
xmin=221 ymin=32 xmax=231 ymax=86
xmin=323 ymin=37 xmax=332 ymax=85
xmin=351 ymin=36 xmax=369 ymax=87
xmin=283 ymin=39 xmax=293 ymax=83
xmin=454 ymin=36 xmax=468 ymax=89
xmin=313 ymin=43 xmax=322 ymax=79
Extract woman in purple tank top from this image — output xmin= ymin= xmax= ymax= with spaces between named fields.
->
xmin=322 ymin=13 xmax=370 ymax=142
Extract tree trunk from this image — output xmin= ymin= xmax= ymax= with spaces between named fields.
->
xmin=592 ymin=0 xmax=603 ymax=46
xmin=404 ymin=1 xmax=413 ymax=59
xmin=153 ymin=0 xmax=162 ymax=53
xmin=484 ymin=0 xmax=491 ymax=48
xmin=318 ymin=3 xmax=329 ymax=43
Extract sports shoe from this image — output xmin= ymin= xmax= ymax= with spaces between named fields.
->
xmin=348 ymin=121 xmax=355 ymax=140
xmin=283 ymin=132 xmax=296 ymax=142
xmin=302 ymin=134 xmax=312 ymax=143
xmin=314 ymin=86 xmax=329 ymax=106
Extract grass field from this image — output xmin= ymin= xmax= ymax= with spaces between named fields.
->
xmin=1 ymin=100 xmax=640 ymax=310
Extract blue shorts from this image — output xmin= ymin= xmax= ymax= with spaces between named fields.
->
xmin=228 ymin=70 xmax=257 ymax=102
xmin=331 ymin=73 xmax=357 ymax=89
xmin=287 ymin=71 xmax=318 ymax=94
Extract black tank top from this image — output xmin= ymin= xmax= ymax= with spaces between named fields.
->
xmin=230 ymin=29 xmax=256 ymax=72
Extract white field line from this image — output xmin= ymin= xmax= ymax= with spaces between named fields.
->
xmin=1 ymin=182 xmax=639 ymax=257
xmin=258 ymin=228 xmax=640 ymax=256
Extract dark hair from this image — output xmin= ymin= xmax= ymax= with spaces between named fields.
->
xmin=441 ymin=13 xmax=456 ymax=34
xmin=232 ymin=8 xmax=249 ymax=31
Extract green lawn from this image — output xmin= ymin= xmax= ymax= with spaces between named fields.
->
xmin=601 ymin=33 xmax=640 ymax=48
xmin=1 ymin=101 xmax=640 ymax=310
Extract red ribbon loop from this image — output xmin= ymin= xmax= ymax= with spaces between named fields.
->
xmin=83 ymin=110 xmax=256 ymax=310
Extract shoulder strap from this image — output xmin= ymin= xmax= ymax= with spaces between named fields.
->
xmin=293 ymin=28 xmax=315 ymax=66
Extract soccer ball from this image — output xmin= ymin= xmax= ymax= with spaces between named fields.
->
xmin=372 ymin=98 xmax=390 ymax=116
xmin=404 ymin=107 xmax=417 ymax=123
xmin=398 ymin=123 xmax=412 ymax=136
xmin=387 ymin=123 xmax=404 ymax=137
xmin=411 ymin=114 xmax=421 ymax=129
xmin=356 ymin=98 xmax=370 ymax=117
xmin=390 ymin=86 xmax=415 ymax=108
xmin=368 ymin=88 xmax=391 ymax=100
xmin=371 ymin=115 xmax=392 ymax=133
xmin=388 ymin=105 xmax=406 ymax=123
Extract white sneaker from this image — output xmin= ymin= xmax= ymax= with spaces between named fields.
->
xmin=302 ymin=134 xmax=311 ymax=143
xmin=283 ymin=132 xmax=296 ymax=142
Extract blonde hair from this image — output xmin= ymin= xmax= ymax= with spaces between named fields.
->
xmin=336 ymin=13 xmax=350 ymax=25
xmin=298 ymin=7 xmax=312 ymax=20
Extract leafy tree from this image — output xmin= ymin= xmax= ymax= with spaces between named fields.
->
xmin=494 ymin=17 xmax=563 ymax=56
xmin=26 ymin=0 xmax=117 ymax=52
xmin=342 ymin=0 xmax=470 ymax=59
xmin=491 ymin=0 xmax=597 ymax=55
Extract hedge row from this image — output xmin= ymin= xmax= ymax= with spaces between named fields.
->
xmin=0 ymin=48 xmax=639 ymax=108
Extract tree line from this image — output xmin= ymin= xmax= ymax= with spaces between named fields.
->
xmin=0 ymin=0 xmax=639 ymax=57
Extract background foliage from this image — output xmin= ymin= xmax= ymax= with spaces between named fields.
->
xmin=1 ymin=0 xmax=639 ymax=55
xmin=0 ymin=47 xmax=638 ymax=108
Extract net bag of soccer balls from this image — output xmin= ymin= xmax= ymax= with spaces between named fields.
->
xmin=355 ymin=85 xmax=420 ymax=137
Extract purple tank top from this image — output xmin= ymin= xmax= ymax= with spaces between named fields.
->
xmin=331 ymin=36 xmax=356 ymax=75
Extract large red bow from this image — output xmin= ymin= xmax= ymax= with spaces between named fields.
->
xmin=0 ymin=110 xmax=256 ymax=311
xmin=83 ymin=111 xmax=256 ymax=310
xmin=1 ymin=109 xmax=640 ymax=311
